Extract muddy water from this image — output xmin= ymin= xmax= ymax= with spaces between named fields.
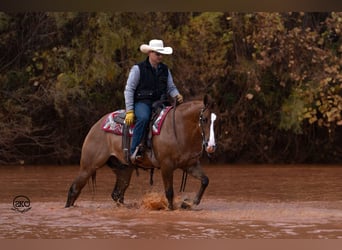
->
xmin=1 ymin=164 xmax=342 ymax=239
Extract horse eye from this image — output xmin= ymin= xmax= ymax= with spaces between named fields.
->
xmin=202 ymin=117 xmax=208 ymax=123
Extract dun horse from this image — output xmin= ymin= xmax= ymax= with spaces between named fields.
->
xmin=65 ymin=95 xmax=217 ymax=210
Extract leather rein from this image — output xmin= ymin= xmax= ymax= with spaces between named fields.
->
xmin=179 ymin=103 xmax=211 ymax=192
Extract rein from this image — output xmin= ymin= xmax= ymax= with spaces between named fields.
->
xmin=199 ymin=105 xmax=209 ymax=154
xmin=172 ymin=98 xmax=178 ymax=140
xmin=179 ymin=104 xmax=210 ymax=193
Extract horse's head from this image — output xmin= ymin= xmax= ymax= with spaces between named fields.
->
xmin=199 ymin=95 xmax=217 ymax=156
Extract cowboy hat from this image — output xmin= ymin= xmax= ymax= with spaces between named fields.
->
xmin=140 ymin=39 xmax=173 ymax=55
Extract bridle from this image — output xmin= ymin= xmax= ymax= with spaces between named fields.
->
xmin=180 ymin=105 xmax=216 ymax=192
xmin=180 ymin=104 xmax=217 ymax=192
xmin=199 ymin=106 xmax=216 ymax=158
xmin=199 ymin=106 xmax=209 ymax=150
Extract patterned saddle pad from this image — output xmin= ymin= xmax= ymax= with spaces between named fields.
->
xmin=101 ymin=106 xmax=173 ymax=136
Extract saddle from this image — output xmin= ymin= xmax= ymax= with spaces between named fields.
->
xmin=114 ymin=100 xmax=172 ymax=163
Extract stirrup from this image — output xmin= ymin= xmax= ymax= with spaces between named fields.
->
xmin=130 ymin=146 xmax=143 ymax=164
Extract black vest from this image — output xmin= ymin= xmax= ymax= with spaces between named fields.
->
xmin=134 ymin=57 xmax=168 ymax=104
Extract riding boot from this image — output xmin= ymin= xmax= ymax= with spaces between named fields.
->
xmin=130 ymin=144 xmax=144 ymax=165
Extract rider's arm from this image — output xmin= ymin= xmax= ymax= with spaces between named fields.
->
xmin=124 ymin=65 xmax=140 ymax=111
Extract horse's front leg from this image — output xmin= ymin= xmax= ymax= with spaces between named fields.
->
xmin=161 ymin=167 xmax=174 ymax=210
xmin=187 ymin=162 xmax=209 ymax=206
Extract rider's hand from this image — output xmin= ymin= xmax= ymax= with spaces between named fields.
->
xmin=125 ymin=110 xmax=135 ymax=126
xmin=176 ymin=94 xmax=183 ymax=104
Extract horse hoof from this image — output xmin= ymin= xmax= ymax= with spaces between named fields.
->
xmin=180 ymin=200 xmax=192 ymax=210
xmin=165 ymin=204 xmax=174 ymax=211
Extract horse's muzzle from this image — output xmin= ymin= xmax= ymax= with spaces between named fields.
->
xmin=206 ymin=145 xmax=216 ymax=154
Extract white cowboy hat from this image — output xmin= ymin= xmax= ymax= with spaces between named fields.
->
xmin=140 ymin=39 xmax=173 ymax=55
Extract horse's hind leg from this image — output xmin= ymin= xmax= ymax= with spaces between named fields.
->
xmin=65 ymin=169 xmax=95 ymax=207
xmin=107 ymin=156 xmax=134 ymax=205
xmin=111 ymin=167 xmax=134 ymax=204
xmin=161 ymin=167 xmax=174 ymax=210
xmin=187 ymin=162 xmax=209 ymax=206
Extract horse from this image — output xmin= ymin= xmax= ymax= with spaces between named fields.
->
xmin=65 ymin=95 xmax=217 ymax=210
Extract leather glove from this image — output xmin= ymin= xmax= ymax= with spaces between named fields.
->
xmin=176 ymin=94 xmax=183 ymax=104
xmin=125 ymin=110 xmax=135 ymax=126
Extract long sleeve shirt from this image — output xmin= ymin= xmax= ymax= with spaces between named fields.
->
xmin=124 ymin=64 xmax=180 ymax=111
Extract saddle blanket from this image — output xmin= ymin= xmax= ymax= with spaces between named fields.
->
xmin=101 ymin=106 xmax=173 ymax=136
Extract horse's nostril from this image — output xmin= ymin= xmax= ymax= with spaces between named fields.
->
xmin=206 ymin=145 xmax=216 ymax=154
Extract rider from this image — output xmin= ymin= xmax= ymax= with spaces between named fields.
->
xmin=124 ymin=39 xmax=183 ymax=164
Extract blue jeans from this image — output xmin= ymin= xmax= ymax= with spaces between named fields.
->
xmin=131 ymin=102 xmax=152 ymax=155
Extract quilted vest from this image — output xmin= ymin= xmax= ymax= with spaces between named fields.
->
xmin=134 ymin=57 xmax=168 ymax=104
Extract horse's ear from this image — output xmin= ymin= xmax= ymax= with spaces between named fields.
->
xmin=203 ymin=94 xmax=209 ymax=107
xmin=203 ymin=94 xmax=214 ymax=107
xmin=203 ymin=94 xmax=216 ymax=111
